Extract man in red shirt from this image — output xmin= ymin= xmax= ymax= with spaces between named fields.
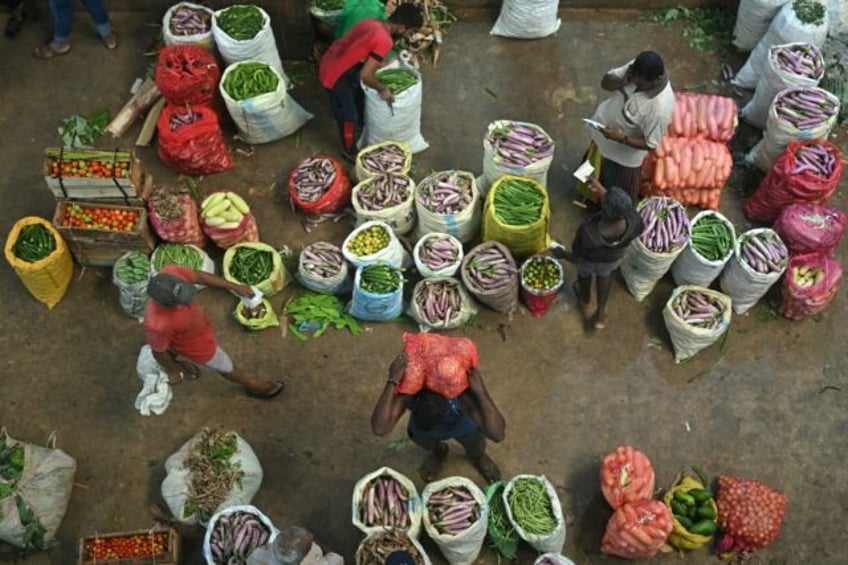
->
xmin=143 ymin=266 xmax=284 ymax=398
xmin=318 ymin=4 xmax=423 ymax=159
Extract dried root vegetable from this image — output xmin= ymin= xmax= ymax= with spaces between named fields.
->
xmin=183 ymin=429 xmax=243 ymax=521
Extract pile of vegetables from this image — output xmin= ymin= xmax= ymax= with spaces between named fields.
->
xmin=416 ymin=235 xmax=461 ymax=272
xmin=464 ymin=245 xmax=516 ymax=292
xmin=149 ymin=188 xmax=187 ymax=222
xmin=642 ymin=137 xmax=732 ymax=210
xmin=291 ymin=156 xmax=338 ymax=203
xmin=167 ymin=106 xmax=201 ymax=131
xmin=790 ymin=142 xmax=838 ymax=176
xmin=152 ymin=243 xmax=203 ymax=271
xmin=427 ymin=485 xmax=481 ymax=535
xmin=387 ymin=0 xmax=455 ymax=66
xmin=83 ymin=531 xmax=169 ymax=561
xmin=182 ymin=429 xmax=243 ymax=522
xmin=58 ymin=109 xmax=110 ymax=149
xmin=0 ymin=437 xmax=47 ymax=551
xmin=355 ymin=173 xmax=411 ymax=211
xmin=346 ymin=224 xmax=391 ymax=257
xmin=201 ymin=191 xmax=250 ymax=230
xmin=487 ymin=122 xmax=554 ymax=168
xmin=222 ymin=62 xmax=279 ymax=101
xmin=771 ymin=43 xmax=824 ymax=80
xmin=670 ymin=288 xmax=727 ymax=330
xmin=506 ymin=477 xmax=557 ymax=535
xmin=238 ymin=300 xmax=270 ymax=321
xmin=668 ymin=93 xmax=737 ymax=142
xmin=669 ymin=486 xmax=717 ymax=536
xmin=491 ymin=177 xmax=545 ymax=226
xmin=520 ymin=256 xmax=562 ymax=291
xmin=228 ymin=246 xmax=273 ymax=285
xmin=413 ymin=279 xmax=464 ymax=326
xmin=690 ymin=214 xmax=734 ymax=261
xmin=60 ymin=203 xmax=140 ymax=232
xmin=312 ymin=0 xmax=345 ymax=10
xmin=600 ymin=446 xmax=656 ymax=509
xmin=283 ymin=291 xmax=361 ymax=340
xmin=356 ymin=531 xmax=426 ymax=565
xmin=376 ymin=69 xmax=419 ymax=95
xmin=486 ymin=482 xmax=518 ymax=559
xmin=792 ymin=0 xmax=826 ymax=26
xmin=46 ymin=148 xmax=130 ymax=180
xmin=638 ymin=197 xmax=689 ymax=253
xmin=215 ymin=4 xmax=264 ymax=40
xmin=359 ymin=264 xmax=402 ymax=294
xmin=417 ymin=171 xmax=473 ymax=214
xmin=775 ymin=87 xmax=839 ymax=129
xmin=114 ymin=252 xmax=150 ymax=284
xmin=300 ymin=242 xmax=345 ymax=279
xmin=357 ymin=473 xmax=413 ymax=529
xmin=13 ymin=224 xmax=56 ymax=263
xmin=168 ymin=4 xmax=211 ymax=36
xmin=790 ymin=263 xmax=825 ymax=287
xmin=207 ymin=511 xmax=271 ymax=563
xmin=358 ymin=143 xmax=408 ymax=175
xmin=715 ymin=475 xmax=787 ymax=556
xmin=738 ymin=232 xmax=788 ymax=274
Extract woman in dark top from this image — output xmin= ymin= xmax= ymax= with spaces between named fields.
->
xmin=555 ymin=177 xmax=644 ymax=330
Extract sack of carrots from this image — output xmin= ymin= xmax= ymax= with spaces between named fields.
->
xmin=601 ymin=499 xmax=673 ymax=559
xmin=667 ymin=92 xmax=738 ymax=142
xmin=663 ymin=285 xmax=732 ymax=363
xmin=778 ymin=251 xmax=843 ymax=319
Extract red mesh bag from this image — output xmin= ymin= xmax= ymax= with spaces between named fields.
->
xmin=715 ymin=475 xmax=788 ymax=556
xmin=667 ymin=92 xmax=738 ymax=142
xmin=774 ymin=202 xmax=847 ymax=256
xmin=148 ymin=193 xmax=205 ymax=247
xmin=779 ymin=252 xmax=843 ymax=320
xmin=203 ymin=212 xmax=259 ymax=249
xmin=600 ymin=446 xmax=656 ymax=510
xmin=397 ymin=333 xmax=479 ymax=398
xmin=154 ymin=45 xmax=220 ymax=106
xmin=601 ymin=499 xmax=673 ymax=559
xmin=743 ymin=140 xmax=843 ymax=224
xmin=157 ymin=104 xmax=234 ymax=176
xmin=287 ymin=154 xmax=352 ymax=215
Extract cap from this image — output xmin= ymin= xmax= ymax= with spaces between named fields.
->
xmin=147 ymin=272 xmax=197 ymax=306
xmin=386 ymin=550 xmax=416 ymax=565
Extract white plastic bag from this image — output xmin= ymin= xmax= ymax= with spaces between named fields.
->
xmin=481 ymin=120 xmax=555 ymax=192
xmin=720 ymin=228 xmax=788 ymax=314
xmin=421 ymin=476 xmax=489 ymax=565
xmin=413 ymin=233 xmax=464 ymax=278
xmin=351 ymin=467 xmax=423 ymax=538
xmin=112 ymin=251 xmax=150 ymax=320
xmin=663 ymin=285 xmax=732 ymax=363
xmin=134 ymin=345 xmax=173 ymax=416
xmin=296 ymin=242 xmax=350 ymax=295
xmin=220 ymin=61 xmax=313 ymax=145
xmin=621 ymin=240 xmax=687 ymax=302
xmin=343 ymin=220 xmax=409 ymax=269
xmin=829 ymin=0 xmax=848 ymax=36
xmin=351 ymin=174 xmax=416 ymax=235
xmin=503 ymin=474 xmax=566 ymax=554
xmin=408 ymin=277 xmax=479 ymax=332
xmin=741 ymin=42 xmax=824 ymax=128
xmin=163 ymin=2 xmax=214 ymax=49
xmin=203 ymin=504 xmax=279 ymax=564
xmin=414 ymin=171 xmax=482 ymax=244
xmin=534 ymin=554 xmax=577 ymax=565
xmin=212 ymin=5 xmax=289 ymax=86
xmin=671 ymin=211 xmax=737 ymax=288
xmin=732 ymin=0 xmax=792 ymax=51
xmin=162 ymin=429 xmax=263 ymax=526
xmin=490 ymin=0 xmax=561 ymax=39
xmin=362 ymin=63 xmax=428 ymax=153
xmin=734 ymin=0 xmax=830 ymax=89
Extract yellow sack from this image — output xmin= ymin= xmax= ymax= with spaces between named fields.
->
xmin=482 ymin=175 xmax=550 ymax=259
xmin=4 ymin=217 xmax=73 ymax=309
xmin=663 ymin=475 xmax=718 ymax=550
xmin=223 ymin=242 xmax=289 ymax=298
xmin=234 ymin=299 xmax=280 ymax=331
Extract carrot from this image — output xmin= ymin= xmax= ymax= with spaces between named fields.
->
xmin=654 ymin=157 xmax=665 ymax=188
xmin=679 ymin=143 xmax=693 ymax=185
xmin=714 ymin=97 xmax=728 ymax=137
xmin=684 ymin=103 xmax=695 ymax=138
xmin=692 ymin=140 xmax=705 ymax=172
xmin=697 ymin=100 xmax=708 ymax=134
xmin=699 ymin=188 xmax=709 ymax=208
xmin=672 ymin=103 xmax=683 ymax=136
xmin=665 ymin=157 xmax=679 ymax=188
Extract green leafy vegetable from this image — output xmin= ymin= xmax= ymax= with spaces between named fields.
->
xmin=283 ymin=291 xmax=361 ymax=341
xmin=58 ymin=109 xmax=110 ymax=148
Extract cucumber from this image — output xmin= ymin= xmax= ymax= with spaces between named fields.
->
xmin=674 ymin=491 xmax=696 ymax=507
xmin=697 ymin=504 xmax=717 ymax=520
xmin=690 ymin=488 xmax=714 ymax=503
xmin=688 ymin=518 xmax=717 ymax=536
xmin=674 ymin=514 xmax=693 ymax=529
xmin=670 ymin=500 xmax=688 ymax=516
xmin=688 ymin=505 xmax=699 ymax=520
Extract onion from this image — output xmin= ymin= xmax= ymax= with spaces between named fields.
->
xmin=715 ymin=475 xmax=787 ymax=554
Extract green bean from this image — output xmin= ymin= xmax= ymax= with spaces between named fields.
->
xmin=690 ymin=215 xmax=733 ymax=261
xmin=507 ymin=477 xmax=557 ymax=535
xmin=376 ymin=69 xmax=419 ymax=95
xmin=13 ymin=224 xmax=56 ymax=263
xmin=229 ymin=247 xmax=273 ymax=285
xmin=153 ymin=244 xmax=202 ymax=271
xmin=492 ymin=178 xmax=545 ymax=226
xmin=223 ymin=62 xmax=280 ymax=101
xmin=216 ymin=5 xmax=264 ymax=40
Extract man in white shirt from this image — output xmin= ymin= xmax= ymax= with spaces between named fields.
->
xmin=577 ymin=51 xmax=675 ymax=204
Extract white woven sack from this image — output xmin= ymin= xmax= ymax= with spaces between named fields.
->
xmin=112 ymin=251 xmax=150 ymax=320
xmin=296 ymin=243 xmax=350 ymax=295
xmin=362 ymin=63 xmax=428 ymax=153
xmin=490 ymin=0 xmax=561 ymax=39
xmin=746 ymin=86 xmax=839 ymax=170
xmin=202 ymin=504 xmax=279 ymax=564
xmin=734 ymin=0 xmax=830 ymax=89
xmin=150 ymin=244 xmax=215 ymax=290
xmin=621 ymin=240 xmax=686 ymax=302
xmin=220 ymin=62 xmax=313 ymax=145
xmin=351 ymin=174 xmax=417 ymax=235
xmin=503 ymin=475 xmax=565 ymax=554
xmin=829 ymin=0 xmax=848 ymax=36
xmin=481 ymin=120 xmax=555 ymax=193
xmin=408 ymin=277 xmax=479 ymax=332
xmin=355 ymin=141 xmax=413 ymax=183
xmin=741 ymin=42 xmax=824 ymax=128
xmin=663 ymin=285 xmax=732 ymax=363
xmin=421 ymin=476 xmax=489 ymax=565
xmin=671 ymin=211 xmax=737 ymax=288
xmin=733 ymin=0 xmax=791 ymax=51
xmin=351 ymin=466 xmax=423 ymax=539
xmin=534 ymin=554 xmax=577 ymax=565
xmin=719 ymin=228 xmax=787 ymax=314
xmin=212 ymin=5 xmax=289 ymax=86
xmin=163 ymin=2 xmax=215 ymax=49
xmin=415 ymin=171 xmax=482 ymax=244
xmin=342 ymin=220 xmax=408 ymax=269
xmin=413 ymin=233 xmax=464 ymax=278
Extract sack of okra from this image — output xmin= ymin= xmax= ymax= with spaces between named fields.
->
xmin=482 ymin=175 xmax=550 ymax=260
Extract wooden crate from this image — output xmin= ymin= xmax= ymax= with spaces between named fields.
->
xmin=77 ymin=528 xmax=180 ymax=565
xmin=53 ymin=201 xmax=156 ymax=267
xmin=43 ymin=148 xmax=152 ymax=202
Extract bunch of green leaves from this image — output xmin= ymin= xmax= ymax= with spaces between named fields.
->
xmin=58 ymin=109 xmax=110 ymax=148
xmin=183 ymin=429 xmax=244 ymax=521
xmin=16 ymin=496 xmax=48 ymax=552
xmin=0 ymin=437 xmax=25 ymax=484
xmin=650 ymin=5 xmax=734 ymax=58
xmin=284 ymin=291 xmax=361 ymax=341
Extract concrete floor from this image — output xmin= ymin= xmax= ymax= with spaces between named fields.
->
xmin=1 ymin=6 xmax=846 ymax=565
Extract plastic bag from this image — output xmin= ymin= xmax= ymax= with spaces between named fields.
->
xmin=734 ymin=1 xmax=830 ymax=89
xmin=719 ymin=228 xmax=788 ymax=314
xmin=355 ymin=141 xmax=413 ymax=183
xmin=828 ymin=0 xmax=848 ymax=36
xmin=601 ymin=499 xmax=673 ymax=559
xmin=671 ymin=211 xmax=737 ymax=288
xmin=485 ymin=481 xmax=520 ymax=559
xmin=287 ymin=154 xmax=351 ymax=215
xmin=733 ymin=0 xmax=792 ymax=51
xmin=779 ymin=251 xmax=843 ymax=319
xmin=203 ymin=212 xmax=260 ymax=249
xmin=351 ymin=467 xmax=423 ymax=538
xmin=163 ymin=2 xmax=214 ymax=49
xmin=234 ymin=299 xmax=280 ymax=331
xmin=746 ymin=86 xmax=840 ymax=171
xmin=148 ymin=193 xmax=205 ymax=247
xmin=162 ymin=429 xmax=263 ymax=526
xmin=398 ymin=332 xmax=478 ymax=398
xmin=223 ymin=242 xmax=288 ymax=297
xmin=154 ymin=44 xmax=220 ymax=106
xmin=348 ymin=265 xmax=404 ymax=321
xmin=408 ymin=277 xmax=478 ymax=332
xmin=414 ymin=170 xmax=481 ymax=244
xmin=362 ymin=63 xmax=428 ymax=153
xmin=519 ymin=255 xmax=564 ymax=317
xmin=413 ymin=233 xmax=464 ymax=278
xmin=534 ymin=554 xmax=576 ymax=565
xmin=112 ymin=251 xmax=150 ymax=319
xmin=296 ymin=241 xmax=350 ymax=295
xmin=481 ymin=120 xmax=555 ymax=191
xmin=134 ymin=345 xmax=172 ymax=416
xmin=342 ymin=220 xmax=409 ymax=269
xmin=157 ymin=103 xmax=234 ymax=176
xmin=4 ymin=217 xmax=73 ymax=310
xmin=744 ymin=139 xmax=843 ymax=223
xmin=774 ymin=202 xmax=847 ymax=255
xmin=219 ymin=62 xmax=313 ymax=145
xmin=212 ymin=5 xmax=289 ymax=85
xmin=482 ymin=175 xmax=551 ymax=259
xmin=663 ymin=475 xmax=718 ymax=551
xmin=667 ymin=93 xmax=738 ymax=142
xmin=742 ymin=43 xmax=824 ymax=128
xmin=0 ymin=429 xmax=76 ymax=550
xmin=460 ymin=241 xmax=519 ymax=314
xmin=503 ymin=474 xmax=565 ymax=554
xmin=490 ymin=0 xmax=561 ymax=39
xmin=335 ymin=0 xmax=386 ymax=39
xmin=663 ymin=285 xmax=732 ymax=363
xmin=421 ymin=477 xmax=488 ymax=565
xmin=600 ymin=445 xmax=656 ymax=510
xmin=351 ymin=173 xmax=416 ymax=235
xmin=203 ymin=504 xmax=279 ymax=564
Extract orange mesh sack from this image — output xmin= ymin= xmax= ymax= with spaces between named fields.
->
xmin=601 ymin=499 xmax=673 ymax=559
xmin=600 ymin=446 xmax=656 ymax=510
xmin=398 ymin=333 xmax=479 ymax=398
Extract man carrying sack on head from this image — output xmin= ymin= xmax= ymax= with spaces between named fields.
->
xmin=143 ymin=266 xmax=284 ymax=398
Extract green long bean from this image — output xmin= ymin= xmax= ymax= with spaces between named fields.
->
xmin=507 ymin=477 xmax=557 ymax=535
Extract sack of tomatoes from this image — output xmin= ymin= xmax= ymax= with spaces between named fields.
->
xmin=60 ymin=204 xmax=140 ymax=232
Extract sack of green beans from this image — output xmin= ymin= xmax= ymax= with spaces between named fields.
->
xmin=362 ymin=63 xmax=428 ymax=153
xmin=233 ymin=298 xmax=279 ymax=331
xmin=219 ymin=61 xmax=313 ymax=145
xmin=4 ymin=217 xmax=73 ymax=309
xmin=150 ymin=243 xmax=215 ymax=288
xmin=112 ymin=251 xmax=151 ymax=319
xmin=671 ymin=210 xmax=737 ymax=288
xmin=502 ymin=474 xmax=566 ymax=554
xmin=223 ymin=242 xmax=289 ymax=298
xmin=348 ymin=264 xmax=404 ymax=322
xmin=212 ymin=5 xmax=289 ymax=86
xmin=352 ymin=173 xmax=417 ymax=235
xmin=663 ymin=285 xmax=732 ymax=363
xmin=482 ymin=175 xmax=551 ymax=260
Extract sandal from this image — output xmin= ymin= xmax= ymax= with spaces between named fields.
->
xmin=4 ymin=10 xmax=25 ymax=38
xmin=101 ymin=32 xmax=118 ymax=50
xmin=472 ymin=454 xmax=502 ymax=484
xmin=178 ymin=362 xmax=201 ymax=380
xmin=247 ymin=380 xmax=285 ymax=399
xmin=419 ymin=443 xmax=448 ymax=483
xmin=33 ymin=42 xmax=71 ymax=59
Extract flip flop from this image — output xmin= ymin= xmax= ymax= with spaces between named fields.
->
xmin=101 ymin=32 xmax=118 ymax=50
xmin=247 ymin=380 xmax=285 ymax=399
xmin=33 ymin=42 xmax=71 ymax=59
xmin=595 ymin=315 xmax=608 ymax=330
xmin=178 ymin=362 xmax=201 ymax=380
xmin=419 ymin=443 xmax=448 ymax=483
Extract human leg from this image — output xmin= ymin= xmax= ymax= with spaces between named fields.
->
xmin=4 ymin=0 xmax=25 ymax=39
xmin=34 ymin=0 xmax=72 ymax=58
xmin=408 ymin=430 xmax=449 ymax=482
xmin=79 ymin=0 xmax=115 ymax=47
xmin=594 ymin=274 xmax=612 ymax=329
xmin=456 ymin=431 xmax=501 ymax=483
xmin=204 ymin=347 xmax=284 ymax=398
xmin=327 ymin=65 xmax=364 ymax=158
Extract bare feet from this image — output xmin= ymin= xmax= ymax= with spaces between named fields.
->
xmin=594 ymin=313 xmax=608 ymax=330
xmin=419 ymin=443 xmax=448 ymax=482
xmin=33 ymin=42 xmax=71 ymax=59
xmin=472 ymin=453 xmax=501 ymax=484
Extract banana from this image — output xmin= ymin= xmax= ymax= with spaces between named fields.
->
xmin=226 ymin=192 xmax=250 ymax=214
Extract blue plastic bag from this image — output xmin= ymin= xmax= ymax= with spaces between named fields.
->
xmin=348 ymin=265 xmax=404 ymax=321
